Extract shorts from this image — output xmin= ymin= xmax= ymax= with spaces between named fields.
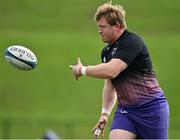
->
xmin=110 ymin=102 xmax=169 ymax=139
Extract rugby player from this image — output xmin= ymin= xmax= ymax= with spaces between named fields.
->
xmin=70 ymin=2 xmax=169 ymax=139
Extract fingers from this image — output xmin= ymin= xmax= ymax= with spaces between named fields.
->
xmin=95 ymin=128 xmax=101 ymax=137
xmin=91 ymin=127 xmax=101 ymax=139
xmin=91 ymin=122 xmax=98 ymax=133
xmin=77 ymin=57 xmax=81 ymax=64
xmin=93 ymin=128 xmax=103 ymax=139
xmin=69 ymin=65 xmax=78 ymax=80
xmin=91 ymin=124 xmax=99 ymax=139
xmin=102 ymin=129 xmax=105 ymax=138
xmin=70 ymin=57 xmax=82 ymax=80
xmin=91 ymin=119 xmax=107 ymax=139
xmin=75 ymin=75 xmax=79 ymax=80
xmin=69 ymin=65 xmax=74 ymax=68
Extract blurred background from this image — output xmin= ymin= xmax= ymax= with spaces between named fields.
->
xmin=0 ymin=0 xmax=180 ymax=139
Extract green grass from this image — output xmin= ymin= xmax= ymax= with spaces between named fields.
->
xmin=0 ymin=0 xmax=180 ymax=138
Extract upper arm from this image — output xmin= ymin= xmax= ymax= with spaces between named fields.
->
xmin=105 ymin=58 xmax=128 ymax=78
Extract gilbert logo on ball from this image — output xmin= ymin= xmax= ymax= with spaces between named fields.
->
xmin=5 ymin=45 xmax=38 ymax=71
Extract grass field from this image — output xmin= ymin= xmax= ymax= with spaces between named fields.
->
xmin=0 ymin=0 xmax=180 ymax=138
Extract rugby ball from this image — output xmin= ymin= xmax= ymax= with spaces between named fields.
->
xmin=5 ymin=45 xmax=38 ymax=71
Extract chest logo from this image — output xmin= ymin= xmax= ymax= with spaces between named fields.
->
xmin=111 ymin=48 xmax=118 ymax=56
xmin=103 ymin=57 xmax=106 ymax=63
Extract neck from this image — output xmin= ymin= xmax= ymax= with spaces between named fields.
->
xmin=112 ymin=28 xmax=126 ymax=44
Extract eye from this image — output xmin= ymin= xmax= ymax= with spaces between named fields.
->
xmin=98 ymin=25 xmax=107 ymax=29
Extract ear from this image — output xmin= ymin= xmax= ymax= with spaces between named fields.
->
xmin=114 ymin=23 xmax=121 ymax=31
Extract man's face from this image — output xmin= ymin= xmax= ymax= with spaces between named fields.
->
xmin=97 ymin=17 xmax=116 ymax=43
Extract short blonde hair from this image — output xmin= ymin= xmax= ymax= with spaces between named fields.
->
xmin=94 ymin=2 xmax=127 ymax=28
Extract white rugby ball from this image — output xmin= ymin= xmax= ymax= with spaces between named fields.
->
xmin=5 ymin=45 xmax=38 ymax=71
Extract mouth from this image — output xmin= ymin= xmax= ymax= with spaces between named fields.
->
xmin=100 ymin=34 xmax=105 ymax=38
xmin=100 ymin=35 xmax=107 ymax=42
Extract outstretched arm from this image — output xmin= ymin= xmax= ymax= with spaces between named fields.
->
xmin=69 ymin=57 xmax=127 ymax=80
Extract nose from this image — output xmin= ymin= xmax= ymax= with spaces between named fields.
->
xmin=98 ymin=28 xmax=102 ymax=34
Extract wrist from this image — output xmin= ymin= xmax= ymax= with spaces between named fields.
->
xmin=81 ymin=66 xmax=87 ymax=76
xmin=101 ymin=108 xmax=110 ymax=116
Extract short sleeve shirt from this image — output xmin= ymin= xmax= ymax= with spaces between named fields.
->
xmin=101 ymin=30 xmax=164 ymax=107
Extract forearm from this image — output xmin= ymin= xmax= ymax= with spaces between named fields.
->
xmin=85 ymin=59 xmax=127 ymax=79
xmin=86 ymin=64 xmax=114 ymax=79
xmin=102 ymin=79 xmax=117 ymax=115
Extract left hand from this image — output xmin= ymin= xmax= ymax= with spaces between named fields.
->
xmin=69 ymin=57 xmax=83 ymax=80
xmin=91 ymin=113 xmax=109 ymax=139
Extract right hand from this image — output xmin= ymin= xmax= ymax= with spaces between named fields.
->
xmin=69 ymin=57 xmax=83 ymax=80
xmin=91 ymin=113 xmax=109 ymax=139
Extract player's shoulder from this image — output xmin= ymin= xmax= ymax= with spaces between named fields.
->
xmin=126 ymin=30 xmax=144 ymax=42
xmin=123 ymin=30 xmax=146 ymax=48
